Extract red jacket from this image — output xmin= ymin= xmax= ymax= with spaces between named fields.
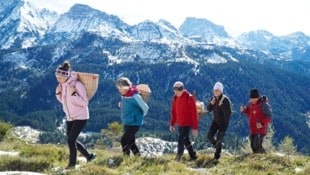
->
xmin=243 ymin=100 xmax=272 ymax=135
xmin=170 ymin=90 xmax=198 ymax=130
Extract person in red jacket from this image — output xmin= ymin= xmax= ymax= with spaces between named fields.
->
xmin=240 ymin=88 xmax=272 ymax=154
xmin=170 ymin=81 xmax=198 ymax=161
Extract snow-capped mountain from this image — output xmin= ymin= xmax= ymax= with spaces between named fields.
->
xmin=46 ymin=4 xmax=131 ymax=41
xmin=0 ymin=0 xmax=58 ymax=49
xmin=238 ymin=30 xmax=310 ymax=60
xmin=130 ymin=19 xmax=190 ymax=44
xmin=1 ymin=0 xmax=309 ymax=64
xmin=179 ymin=17 xmax=230 ymax=43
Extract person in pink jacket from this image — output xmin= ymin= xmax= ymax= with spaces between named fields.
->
xmin=55 ymin=61 xmax=95 ymax=169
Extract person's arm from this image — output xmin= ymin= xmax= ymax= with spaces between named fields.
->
xmin=170 ymin=97 xmax=177 ymax=127
xmin=70 ymin=81 xmax=89 ymax=107
xmin=133 ymin=94 xmax=149 ymax=116
xmin=207 ymin=97 xmax=215 ymax=112
xmin=55 ymin=84 xmax=62 ymax=103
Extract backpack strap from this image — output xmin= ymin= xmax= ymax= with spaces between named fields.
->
xmin=219 ymin=95 xmax=227 ymax=106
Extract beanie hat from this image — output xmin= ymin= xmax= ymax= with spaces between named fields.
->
xmin=250 ymin=88 xmax=260 ymax=98
xmin=213 ymin=82 xmax=224 ymax=93
xmin=55 ymin=61 xmax=71 ymax=77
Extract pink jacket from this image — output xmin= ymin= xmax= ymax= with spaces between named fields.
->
xmin=56 ymin=71 xmax=89 ymax=121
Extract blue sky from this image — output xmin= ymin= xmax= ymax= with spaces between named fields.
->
xmin=30 ymin=0 xmax=310 ymax=37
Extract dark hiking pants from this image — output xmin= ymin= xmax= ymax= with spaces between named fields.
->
xmin=250 ymin=134 xmax=266 ymax=153
xmin=177 ymin=126 xmax=196 ymax=158
xmin=121 ymin=125 xmax=140 ymax=156
xmin=67 ymin=120 xmax=91 ymax=166
xmin=207 ymin=120 xmax=229 ymax=159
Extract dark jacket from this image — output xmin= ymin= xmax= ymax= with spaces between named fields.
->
xmin=207 ymin=94 xmax=232 ymax=124
xmin=170 ymin=90 xmax=198 ymax=130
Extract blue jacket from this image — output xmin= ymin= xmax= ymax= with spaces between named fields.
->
xmin=120 ymin=88 xmax=149 ymax=126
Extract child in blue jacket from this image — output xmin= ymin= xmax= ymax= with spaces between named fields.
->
xmin=116 ymin=77 xmax=149 ymax=156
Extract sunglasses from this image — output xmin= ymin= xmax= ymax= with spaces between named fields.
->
xmin=173 ymin=86 xmax=184 ymax=91
xmin=55 ymin=70 xmax=69 ymax=76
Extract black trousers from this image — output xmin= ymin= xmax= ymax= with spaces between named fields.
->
xmin=67 ymin=120 xmax=91 ymax=166
xmin=121 ymin=125 xmax=140 ymax=156
xmin=177 ymin=126 xmax=196 ymax=158
xmin=207 ymin=120 xmax=229 ymax=159
xmin=250 ymin=134 xmax=266 ymax=153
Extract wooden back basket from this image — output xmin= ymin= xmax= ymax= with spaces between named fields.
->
xmin=136 ymin=84 xmax=151 ymax=102
xmin=77 ymin=72 xmax=99 ymax=100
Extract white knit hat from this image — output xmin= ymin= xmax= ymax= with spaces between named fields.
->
xmin=213 ymin=82 xmax=224 ymax=93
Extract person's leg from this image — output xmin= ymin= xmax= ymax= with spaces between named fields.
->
xmin=207 ymin=121 xmax=219 ymax=146
xmin=176 ymin=126 xmax=186 ymax=160
xmin=121 ymin=125 xmax=131 ymax=156
xmin=183 ymin=126 xmax=197 ymax=160
xmin=67 ymin=120 xmax=87 ymax=167
xmin=251 ymin=134 xmax=261 ymax=153
xmin=72 ymin=120 xmax=95 ymax=161
xmin=66 ymin=121 xmax=75 ymax=167
xmin=214 ymin=122 xmax=229 ymax=160
xmin=128 ymin=126 xmax=140 ymax=156
xmin=258 ymin=134 xmax=266 ymax=153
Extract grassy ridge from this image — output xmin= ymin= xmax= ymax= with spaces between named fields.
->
xmin=0 ymin=140 xmax=309 ymax=175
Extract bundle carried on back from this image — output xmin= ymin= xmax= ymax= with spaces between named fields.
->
xmin=77 ymin=72 xmax=99 ymax=100
xmin=136 ymin=84 xmax=151 ymax=102
xmin=196 ymin=100 xmax=206 ymax=119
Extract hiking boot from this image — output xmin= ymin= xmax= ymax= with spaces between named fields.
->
xmin=65 ymin=165 xmax=75 ymax=170
xmin=211 ymin=158 xmax=219 ymax=165
xmin=134 ymin=152 xmax=141 ymax=157
xmin=175 ymin=154 xmax=182 ymax=162
xmin=189 ymin=155 xmax=197 ymax=161
xmin=87 ymin=153 xmax=96 ymax=162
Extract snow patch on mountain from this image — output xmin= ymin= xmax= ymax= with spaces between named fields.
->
xmin=305 ymin=112 xmax=310 ymax=128
xmin=206 ymin=53 xmax=227 ymax=64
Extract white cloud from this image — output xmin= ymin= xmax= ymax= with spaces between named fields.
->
xmin=29 ymin=0 xmax=310 ymax=37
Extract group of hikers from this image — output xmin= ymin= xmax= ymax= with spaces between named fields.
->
xmin=55 ymin=61 xmax=272 ymax=169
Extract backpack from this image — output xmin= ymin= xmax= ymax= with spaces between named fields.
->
xmin=260 ymin=95 xmax=272 ymax=118
xmin=76 ymin=72 xmax=99 ymax=100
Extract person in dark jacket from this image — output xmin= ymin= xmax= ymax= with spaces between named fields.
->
xmin=207 ymin=82 xmax=232 ymax=162
xmin=116 ymin=77 xmax=149 ymax=156
xmin=240 ymin=88 xmax=272 ymax=154
xmin=170 ymin=81 xmax=198 ymax=161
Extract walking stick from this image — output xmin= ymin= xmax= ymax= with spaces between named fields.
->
xmin=234 ymin=111 xmax=245 ymax=156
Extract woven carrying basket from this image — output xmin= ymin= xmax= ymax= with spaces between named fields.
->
xmin=77 ymin=72 xmax=99 ymax=100
xmin=136 ymin=84 xmax=151 ymax=102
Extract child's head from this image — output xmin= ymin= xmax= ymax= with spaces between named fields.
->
xmin=116 ymin=77 xmax=132 ymax=95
